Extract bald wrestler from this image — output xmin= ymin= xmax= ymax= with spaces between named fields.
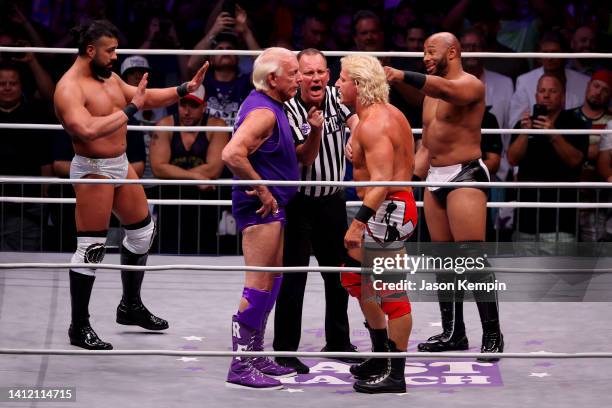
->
xmin=222 ymin=47 xmax=301 ymax=390
xmin=336 ymin=55 xmax=417 ymax=394
xmin=385 ymin=32 xmax=504 ymax=360
xmin=54 ymin=20 xmax=209 ymax=350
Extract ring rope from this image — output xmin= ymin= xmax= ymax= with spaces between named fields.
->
xmin=2 ymin=177 xmax=611 ymax=189
xmin=0 ymin=263 xmax=354 ymax=273
xmin=0 ymin=197 xmax=230 ymax=206
xmin=0 ymin=122 xmax=610 ymax=135
xmin=0 ymin=263 xmax=609 ymax=274
xmin=1 ymin=197 xmax=611 ymax=209
xmin=0 ymin=46 xmax=610 ymax=59
xmin=0 ymin=348 xmax=609 ymax=359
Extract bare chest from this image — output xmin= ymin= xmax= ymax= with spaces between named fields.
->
xmin=423 ymin=97 xmax=465 ymax=127
xmin=352 ymin=135 xmax=366 ymax=170
xmin=82 ymin=79 xmax=127 ymax=116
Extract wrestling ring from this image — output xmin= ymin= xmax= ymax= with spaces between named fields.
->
xmin=0 ymin=45 xmax=611 ymax=407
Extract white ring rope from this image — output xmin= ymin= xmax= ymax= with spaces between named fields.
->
xmin=0 ymin=263 xmax=354 ymax=273
xmin=1 ymin=197 xmax=610 ymax=209
xmin=2 ymin=177 xmax=610 ymax=189
xmin=0 ymin=349 xmax=609 ymax=359
xmin=0 ymin=123 xmax=232 ymax=133
xmin=0 ymin=122 xmax=610 ymax=135
xmin=0 ymin=197 xmax=231 ymax=206
xmin=0 ymin=263 xmax=609 ymax=274
xmin=0 ymin=46 xmax=610 ymax=59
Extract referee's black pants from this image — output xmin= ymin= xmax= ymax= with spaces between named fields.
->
xmin=273 ymin=191 xmax=351 ymax=351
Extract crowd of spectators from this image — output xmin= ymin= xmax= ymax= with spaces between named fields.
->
xmin=0 ymin=0 xmax=611 ymax=252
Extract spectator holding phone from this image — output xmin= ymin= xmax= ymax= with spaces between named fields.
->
xmin=187 ymin=2 xmax=258 ymax=127
xmin=188 ymin=1 xmax=260 ymax=75
xmin=508 ymin=74 xmax=588 ymax=242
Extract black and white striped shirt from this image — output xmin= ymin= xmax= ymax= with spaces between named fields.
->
xmin=284 ymin=86 xmax=354 ymax=197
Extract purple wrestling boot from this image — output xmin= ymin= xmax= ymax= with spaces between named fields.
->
xmin=226 ymin=288 xmax=283 ymax=390
xmin=251 ymin=277 xmax=297 ymax=378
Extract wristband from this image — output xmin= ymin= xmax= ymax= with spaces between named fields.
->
xmin=355 ymin=205 xmax=375 ymax=224
xmin=177 ymin=82 xmax=189 ymax=97
xmin=122 ymin=103 xmax=138 ymax=119
xmin=402 ymin=70 xmax=426 ymax=89
xmin=412 ymin=174 xmax=422 ymax=182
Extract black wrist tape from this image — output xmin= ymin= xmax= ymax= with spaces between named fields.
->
xmin=123 ymin=103 xmax=138 ymax=119
xmin=412 ymin=174 xmax=422 ymax=182
xmin=355 ymin=205 xmax=375 ymax=224
xmin=402 ymin=71 xmax=426 ymax=89
xmin=177 ymin=82 xmax=189 ymax=97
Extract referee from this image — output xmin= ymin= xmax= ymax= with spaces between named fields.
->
xmin=273 ymin=49 xmax=359 ymax=374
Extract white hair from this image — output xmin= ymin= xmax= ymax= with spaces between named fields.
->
xmin=252 ymin=47 xmax=295 ymax=91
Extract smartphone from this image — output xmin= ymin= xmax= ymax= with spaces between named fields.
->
xmin=532 ymin=104 xmax=548 ymax=120
xmin=222 ymin=0 xmax=236 ymax=17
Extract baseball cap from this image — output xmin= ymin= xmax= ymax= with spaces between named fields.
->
xmin=120 ymin=56 xmax=151 ymax=76
xmin=182 ymin=85 xmax=205 ymax=105
xmin=591 ymin=70 xmax=612 ymax=89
